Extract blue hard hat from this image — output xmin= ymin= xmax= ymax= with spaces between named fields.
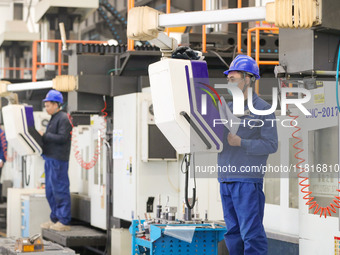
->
xmin=223 ymin=55 xmax=260 ymax=80
xmin=43 ymin=90 xmax=63 ymax=104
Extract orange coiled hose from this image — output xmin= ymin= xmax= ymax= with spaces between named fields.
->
xmin=290 ymin=113 xmax=340 ymax=218
xmin=0 ymin=130 xmax=7 ymax=161
xmin=287 ymin=95 xmax=340 ymax=218
xmin=0 ymin=130 xmax=16 ymax=162
xmin=68 ymin=100 xmax=107 ymax=170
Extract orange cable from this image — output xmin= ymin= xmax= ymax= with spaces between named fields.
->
xmin=67 ymin=101 xmax=107 ymax=170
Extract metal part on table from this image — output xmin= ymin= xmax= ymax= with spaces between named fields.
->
xmin=0 ymin=238 xmax=75 ymax=255
xmin=165 ymin=206 xmax=177 ymax=221
xmin=42 ymin=225 xmax=106 ymax=247
xmin=156 ymin=195 xmax=162 ymax=219
xmin=14 ymin=234 xmax=44 ymax=253
xmin=136 ymin=216 xmax=146 ymax=237
xmin=130 ymin=219 xmax=226 ymax=255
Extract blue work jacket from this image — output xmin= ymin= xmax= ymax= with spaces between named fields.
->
xmin=0 ymin=128 xmax=7 ymax=163
xmin=218 ymin=93 xmax=278 ymax=183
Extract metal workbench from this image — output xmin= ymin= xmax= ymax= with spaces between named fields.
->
xmin=130 ymin=220 xmax=226 ymax=255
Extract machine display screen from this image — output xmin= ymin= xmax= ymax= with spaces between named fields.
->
xmin=25 ymin=106 xmax=43 ymax=148
xmin=25 ymin=107 xmax=35 ymax=128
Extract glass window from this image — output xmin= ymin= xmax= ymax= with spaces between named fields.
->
xmin=308 ymin=126 xmax=339 ymax=216
xmin=289 ymin=138 xmax=299 ymax=209
xmin=13 ymin=3 xmax=23 ymax=20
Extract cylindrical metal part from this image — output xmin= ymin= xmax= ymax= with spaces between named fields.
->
xmin=156 ymin=205 xmax=162 ymax=218
xmin=168 ymin=214 xmax=176 ymax=221
xmin=185 ymin=208 xmax=192 ymax=221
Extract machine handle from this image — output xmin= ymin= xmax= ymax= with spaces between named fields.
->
xmin=180 ymin=111 xmax=212 ymax=150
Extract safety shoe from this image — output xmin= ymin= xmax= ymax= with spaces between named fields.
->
xmin=50 ymin=222 xmax=71 ymax=231
xmin=40 ymin=221 xmax=55 ymax=229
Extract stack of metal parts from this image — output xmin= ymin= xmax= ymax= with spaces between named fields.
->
xmin=0 ymin=238 xmax=75 ymax=255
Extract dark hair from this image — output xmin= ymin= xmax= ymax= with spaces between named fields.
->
xmin=48 ymin=101 xmax=61 ymax=108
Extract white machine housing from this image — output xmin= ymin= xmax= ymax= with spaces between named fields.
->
xmin=2 ymin=104 xmax=42 ymax=156
xmin=113 ymin=92 xmax=180 ymax=221
xmin=148 ymin=58 xmax=223 ymax=154
xmin=68 ymin=115 xmax=107 ymax=229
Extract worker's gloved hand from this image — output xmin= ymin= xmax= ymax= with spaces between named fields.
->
xmin=172 ymin=46 xmax=202 ymax=60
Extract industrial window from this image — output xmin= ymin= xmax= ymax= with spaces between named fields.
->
xmin=308 ymin=126 xmax=339 ymax=217
xmin=13 ymin=3 xmax=23 ymax=20
xmin=264 ymin=142 xmax=281 ymax=205
xmin=289 ymin=138 xmax=299 ymax=209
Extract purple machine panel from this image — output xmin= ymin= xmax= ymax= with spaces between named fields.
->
xmin=184 ymin=60 xmax=224 ymax=151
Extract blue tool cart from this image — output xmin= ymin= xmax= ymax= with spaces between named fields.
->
xmin=129 ymin=220 xmax=226 ymax=255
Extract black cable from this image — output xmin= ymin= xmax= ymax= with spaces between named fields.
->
xmin=183 ymin=154 xmax=196 ymax=210
xmin=180 ymin=153 xmax=188 ymax=174
xmin=208 ymin=50 xmax=230 ymax=68
xmin=232 ymin=45 xmax=237 ymax=61
xmin=192 ymin=153 xmax=196 ymax=192
xmin=23 ymin=156 xmax=30 ymax=186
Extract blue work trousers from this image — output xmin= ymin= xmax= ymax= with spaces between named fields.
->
xmin=44 ymin=157 xmax=71 ymax=225
xmin=220 ymin=182 xmax=267 ymax=255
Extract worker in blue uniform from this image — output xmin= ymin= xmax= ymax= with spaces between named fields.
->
xmin=0 ymin=128 xmax=7 ymax=204
xmin=40 ymin=90 xmax=72 ymax=231
xmin=218 ymin=55 xmax=278 ymax=254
